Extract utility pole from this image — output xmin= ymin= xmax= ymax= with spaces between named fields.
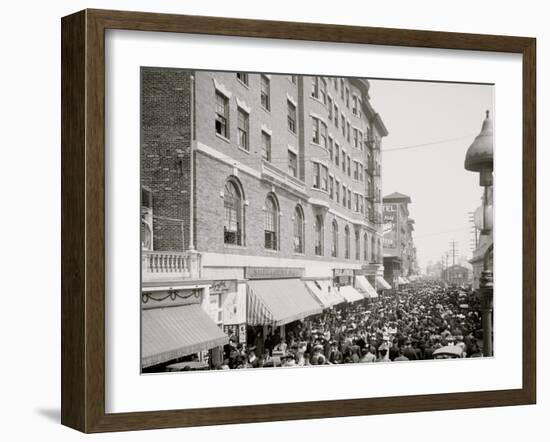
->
xmin=468 ymin=211 xmax=479 ymax=249
xmin=448 ymin=240 xmax=458 ymax=266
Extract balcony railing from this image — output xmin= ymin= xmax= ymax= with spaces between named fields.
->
xmin=142 ymin=250 xmax=201 ymax=281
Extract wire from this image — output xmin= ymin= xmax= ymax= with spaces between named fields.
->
xmin=413 ymin=226 xmax=471 ymax=239
xmin=196 ymin=133 xmax=477 ymax=165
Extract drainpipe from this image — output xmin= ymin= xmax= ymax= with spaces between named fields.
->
xmin=188 ymin=73 xmax=196 ymax=251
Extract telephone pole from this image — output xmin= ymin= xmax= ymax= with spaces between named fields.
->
xmin=448 ymin=240 xmax=458 ymax=266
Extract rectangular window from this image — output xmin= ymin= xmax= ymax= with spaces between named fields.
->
xmin=341 ymin=150 xmax=346 ymax=172
xmin=335 ymin=143 xmax=340 ymax=166
xmin=340 ymin=79 xmax=345 ymax=99
xmin=358 ymin=131 xmax=363 ymax=150
xmin=311 ymin=77 xmax=320 ymax=99
xmin=357 ymin=99 xmax=362 ymax=117
xmin=355 ymin=193 xmax=360 ymax=212
xmin=237 ymin=108 xmax=249 ymax=151
xmin=328 ymin=138 xmax=334 ymax=161
xmin=260 ymin=75 xmax=270 ymax=110
xmin=236 ymin=72 xmax=248 ymax=85
xmin=320 ymin=78 xmax=327 ymax=104
xmin=288 ymin=150 xmax=298 ymax=178
xmin=354 ymin=161 xmax=359 ymax=180
xmin=347 ymin=155 xmax=351 ymax=176
xmin=347 ymin=121 xmax=351 ymax=142
xmin=360 ymin=196 xmax=364 ymax=214
xmin=334 ymin=105 xmax=339 ymax=128
xmin=341 ymin=114 xmax=345 ymax=136
xmin=215 ymin=91 xmax=229 ymax=138
xmin=311 ymin=117 xmax=320 ymax=144
xmin=287 ymin=100 xmax=297 ymax=134
xmin=342 ymin=185 xmax=347 ymax=207
xmin=320 ymin=121 xmax=327 ymax=148
xmin=313 ymin=162 xmax=320 ymax=189
xmin=353 ymin=128 xmax=359 ymax=148
xmin=352 ymin=95 xmax=358 ymax=115
xmin=335 ymin=180 xmax=340 ymax=203
xmin=261 ymin=131 xmax=271 ymax=162
xmin=329 ymin=176 xmax=334 ymax=199
xmin=322 ymin=165 xmax=328 ymax=191
xmin=345 ymin=87 xmax=350 ymax=108
xmin=334 ymin=77 xmax=338 ymax=91
xmin=348 ymin=189 xmax=352 ymax=209
xmin=327 ymin=96 xmax=333 ymax=120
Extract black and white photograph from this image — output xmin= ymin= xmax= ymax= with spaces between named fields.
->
xmin=140 ymin=69 xmax=494 ymax=373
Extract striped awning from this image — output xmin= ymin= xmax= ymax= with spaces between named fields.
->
xmin=247 ymin=279 xmax=323 ymax=326
xmin=305 ymin=280 xmax=346 ymax=308
xmin=338 ymin=285 xmax=364 ymax=303
xmin=376 ymin=276 xmax=392 ymax=290
xmin=355 ymin=275 xmax=378 ymax=298
xmin=141 ymin=304 xmax=229 ymax=368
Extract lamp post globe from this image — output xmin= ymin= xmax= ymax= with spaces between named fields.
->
xmin=465 ymin=110 xmax=494 ymax=187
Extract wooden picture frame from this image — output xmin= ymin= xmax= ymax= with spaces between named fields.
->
xmin=61 ymin=9 xmax=536 ymax=433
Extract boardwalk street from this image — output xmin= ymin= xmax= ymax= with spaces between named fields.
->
xmin=220 ymin=281 xmax=483 ymax=370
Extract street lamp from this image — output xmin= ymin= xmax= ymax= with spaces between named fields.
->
xmin=464 ymin=110 xmax=494 ymax=357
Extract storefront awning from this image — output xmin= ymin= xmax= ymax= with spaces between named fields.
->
xmin=305 ymin=280 xmax=346 ymax=308
xmin=338 ymin=285 xmax=364 ymax=303
xmin=247 ymin=279 xmax=323 ymax=326
xmin=141 ymin=304 xmax=229 ymax=368
xmin=376 ymin=276 xmax=392 ymax=290
xmin=355 ymin=275 xmax=378 ymax=298
xmin=398 ymin=276 xmax=408 ymax=285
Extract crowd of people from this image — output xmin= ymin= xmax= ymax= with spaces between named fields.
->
xmin=219 ymin=280 xmax=485 ymax=370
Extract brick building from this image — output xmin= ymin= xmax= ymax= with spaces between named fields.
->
xmin=443 ymin=264 xmax=472 ymax=287
xmin=140 ymin=68 xmax=389 ymax=370
xmin=382 ymin=192 xmax=418 ymax=288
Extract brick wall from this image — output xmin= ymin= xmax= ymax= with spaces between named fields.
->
xmin=141 ymin=67 xmax=192 ymax=251
xmin=195 ymin=152 xmax=375 ymax=262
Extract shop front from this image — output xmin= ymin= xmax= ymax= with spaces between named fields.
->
xmin=141 ymin=284 xmax=229 ymax=371
xmin=244 ymin=266 xmax=322 ymax=357
xmin=333 ymin=268 xmax=364 ymax=303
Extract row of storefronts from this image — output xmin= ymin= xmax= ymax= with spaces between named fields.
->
xmin=141 ymin=264 xmax=392 ymax=371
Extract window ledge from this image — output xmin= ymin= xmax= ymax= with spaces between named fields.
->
xmin=236 ymin=79 xmax=249 ymax=88
xmin=224 ymin=244 xmax=247 ymax=250
xmin=215 ymin=133 xmax=231 ymax=144
xmin=309 ymin=95 xmax=326 ymax=107
xmin=237 ymin=146 xmax=251 ymax=155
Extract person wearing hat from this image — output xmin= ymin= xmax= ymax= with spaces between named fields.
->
xmin=360 ymin=345 xmax=377 ymax=363
xmin=281 ymin=353 xmax=296 ymax=367
xmin=328 ymin=341 xmax=343 ymax=364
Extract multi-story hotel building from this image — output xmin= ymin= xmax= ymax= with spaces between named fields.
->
xmin=382 ymin=192 xmax=418 ymax=288
xmin=140 ymin=68 xmax=389 ymax=370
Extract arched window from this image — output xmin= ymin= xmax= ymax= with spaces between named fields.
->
xmin=355 ymin=230 xmax=360 ymax=260
xmin=293 ymin=205 xmax=305 ymax=253
xmin=314 ymin=215 xmax=324 ymax=256
xmin=224 ymin=179 xmax=244 ymax=245
xmin=363 ymin=233 xmax=368 ymax=261
xmin=264 ymin=194 xmax=279 ymax=250
xmin=371 ymin=236 xmax=376 ymax=262
xmin=331 ymin=220 xmax=338 ymax=257
xmin=344 ymin=225 xmax=351 ymax=259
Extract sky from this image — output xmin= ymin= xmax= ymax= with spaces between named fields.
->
xmin=368 ymin=79 xmax=493 ymax=270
